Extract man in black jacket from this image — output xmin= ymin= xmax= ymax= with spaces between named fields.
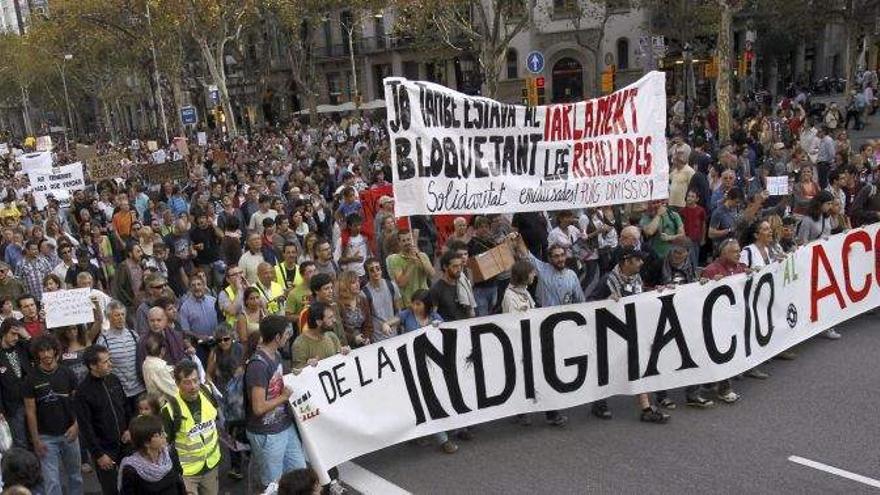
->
xmin=0 ymin=318 xmax=32 ymax=448
xmin=75 ymin=344 xmax=133 ymax=495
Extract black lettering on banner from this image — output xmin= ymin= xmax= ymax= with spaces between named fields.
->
xmin=387 ymin=81 xmax=410 ymax=133
xmin=412 ymin=329 xmax=471 ymax=420
xmin=540 ymin=311 xmax=588 ymax=393
xmin=702 ymin=286 xmax=737 ymax=364
xmin=643 ymin=294 xmax=698 ymax=378
xmin=470 ymin=323 xmax=516 ymax=409
xmin=520 ymin=319 xmax=535 ymax=400
xmin=355 ymin=356 xmax=373 ymax=387
xmin=742 ymin=277 xmax=753 ymax=357
xmin=319 ymin=370 xmax=337 ymax=404
xmin=395 ymin=138 xmax=414 ymax=180
xmin=332 ymin=363 xmax=351 ymax=399
xmin=595 ymin=304 xmax=640 ymax=386
xmin=397 ymin=345 xmax=426 ymax=425
xmin=753 ymin=273 xmax=775 ymax=347
xmin=377 ymin=346 xmax=396 ymax=379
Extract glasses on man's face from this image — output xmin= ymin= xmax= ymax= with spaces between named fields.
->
xmin=220 ymin=337 xmax=232 ymax=342
xmin=228 ymin=271 xmax=243 ymax=277
xmin=367 ymin=265 xmax=382 ymax=272
xmin=151 ymin=284 xmax=167 ymax=290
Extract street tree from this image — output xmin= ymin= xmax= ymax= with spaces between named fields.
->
xmin=393 ymin=0 xmax=535 ymax=98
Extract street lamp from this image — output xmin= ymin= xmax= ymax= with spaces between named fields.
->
xmin=61 ymin=54 xmax=74 ymax=152
xmin=682 ymin=43 xmax=692 ymax=134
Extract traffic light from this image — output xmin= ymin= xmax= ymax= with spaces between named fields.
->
xmin=536 ymin=77 xmax=545 ymax=104
xmin=601 ymin=70 xmax=615 ymax=94
xmin=526 ymin=77 xmax=538 ymax=106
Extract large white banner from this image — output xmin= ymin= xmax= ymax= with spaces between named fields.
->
xmin=29 ymin=162 xmax=85 ymax=209
xmin=384 ymin=72 xmax=669 ymax=216
xmin=288 ymin=224 xmax=880 ymax=480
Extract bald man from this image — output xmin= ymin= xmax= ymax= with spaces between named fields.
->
xmin=239 ymin=233 xmax=266 ymax=285
xmin=136 ymin=307 xmax=188 ymax=369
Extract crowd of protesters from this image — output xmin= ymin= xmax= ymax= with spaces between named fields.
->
xmin=0 ymin=70 xmax=874 ymax=495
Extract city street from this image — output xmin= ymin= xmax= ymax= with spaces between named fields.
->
xmin=351 ymin=310 xmax=880 ymax=494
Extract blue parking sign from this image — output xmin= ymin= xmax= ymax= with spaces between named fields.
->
xmin=180 ymin=106 xmax=197 ymax=126
xmin=526 ymin=51 xmax=545 ymax=74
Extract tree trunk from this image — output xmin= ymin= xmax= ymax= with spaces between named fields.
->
xmin=198 ymin=38 xmax=238 ymax=136
xmin=102 ymin=98 xmax=118 ymax=143
xmin=19 ymin=85 xmax=32 ymax=136
xmin=716 ymin=3 xmax=733 ymax=142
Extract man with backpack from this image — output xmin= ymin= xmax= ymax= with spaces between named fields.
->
xmin=244 ymin=315 xmax=306 ymax=490
xmin=161 ymin=359 xmax=221 ymax=495
xmin=362 ymin=257 xmax=402 ymax=343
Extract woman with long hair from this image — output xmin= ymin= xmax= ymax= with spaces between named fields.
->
xmin=299 ymin=232 xmax=319 ymax=263
xmin=42 ymin=273 xmax=64 ymax=292
xmin=235 ymin=287 xmax=266 ymax=344
xmin=336 ymin=270 xmax=372 ymax=347
xmin=739 ymin=219 xmax=780 ymax=269
xmin=797 ymin=190 xmax=834 ymax=244
xmin=792 ymin=166 xmax=820 ymax=215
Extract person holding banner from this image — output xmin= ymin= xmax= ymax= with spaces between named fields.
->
xmin=589 ymin=247 xmax=670 ymax=424
xmin=503 ymin=260 xmax=569 ymax=428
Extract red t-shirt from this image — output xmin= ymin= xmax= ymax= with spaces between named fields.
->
xmin=679 ymin=205 xmax=706 ymax=243
xmin=701 ymin=260 xmax=747 ymax=280
xmin=24 ymin=319 xmax=45 ymax=338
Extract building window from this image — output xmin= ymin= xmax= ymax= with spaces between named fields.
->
xmin=374 ymin=16 xmax=386 ymax=49
xmin=374 ymin=64 xmax=392 ymax=99
xmin=403 ymin=61 xmax=419 ymax=80
xmin=507 ymin=49 xmax=518 ymax=79
xmin=553 ymin=0 xmax=576 ymax=14
xmin=617 ymin=38 xmax=629 ymax=70
xmin=327 ymin=73 xmax=342 ymax=104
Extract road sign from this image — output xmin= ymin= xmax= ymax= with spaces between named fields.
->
xmin=208 ymin=85 xmax=220 ymax=105
xmin=526 ymin=51 xmax=545 ymax=74
xmin=180 ymin=106 xmax=198 ymax=126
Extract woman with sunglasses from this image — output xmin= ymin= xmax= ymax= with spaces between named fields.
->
xmin=206 ymin=324 xmax=246 ymax=480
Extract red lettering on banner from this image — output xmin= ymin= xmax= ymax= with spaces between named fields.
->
xmin=842 ymin=230 xmax=872 ymax=303
xmin=561 ymin=104 xmax=572 ymax=140
xmin=583 ymin=102 xmax=595 ymax=138
xmin=629 ymin=88 xmax=639 ymax=133
xmin=809 ymin=243 xmax=847 ymax=322
xmin=641 ymin=136 xmax=653 ymax=175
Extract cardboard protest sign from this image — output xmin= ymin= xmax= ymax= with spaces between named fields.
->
xmin=18 ymin=152 xmax=53 ymax=174
xmin=385 ymin=71 xmax=669 ymax=216
xmin=44 ymin=288 xmax=94 ymax=329
xmin=174 ymin=136 xmax=189 ymax=157
xmin=139 ymin=160 xmax=188 ymax=183
xmin=29 ymin=162 xmax=86 ymax=209
xmin=87 ymin=152 xmax=125 ymax=181
xmin=767 ymin=176 xmax=790 ymax=196
xmin=36 ymin=135 xmax=52 ymax=152
xmin=76 ymin=144 xmax=98 ymax=163
xmin=290 ymin=223 xmax=880 ymax=482
xmin=0 ymin=143 xmax=9 ymax=157
xmin=147 ymin=140 xmax=158 ymax=152
xmin=197 ymin=132 xmax=207 ymax=146
xmin=152 ymin=149 xmax=167 ymax=164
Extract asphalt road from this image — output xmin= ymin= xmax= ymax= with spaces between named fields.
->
xmin=353 ymin=310 xmax=880 ymax=494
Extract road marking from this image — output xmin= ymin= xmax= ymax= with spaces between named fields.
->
xmin=788 ymin=455 xmax=880 ymax=488
xmin=339 ymin=461 xmax=413 ymax=495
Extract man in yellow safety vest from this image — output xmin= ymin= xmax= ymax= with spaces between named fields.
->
xmin=161 ymin=360 xmax=221 ymax=494
xmin=255 ymin=262 xmax=285 ymax=315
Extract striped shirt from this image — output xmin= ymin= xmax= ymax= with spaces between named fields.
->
xmin=98 ymin=327 xmax=144 ymax=397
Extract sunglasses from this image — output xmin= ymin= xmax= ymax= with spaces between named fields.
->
xmin=219 ymin=336 xmax=232 ymax=342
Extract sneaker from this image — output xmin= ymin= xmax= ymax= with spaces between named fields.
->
xmin=640 ymin=406 xmax=670 ymax=424
xmin=685 ymin=395 xmax=715 ymax=408
xmin=591 ymin=404 xmax=613 ymax=420
xmin=328 ymin=480 xmax=345 ymax=495
xmin=658 ymin=397 xmax=677 ymax=410
xmin=440 ymin=440 xmax=459 ymax=454
xmin=744 ymin=368 xmax=770 ymax=380
xmin=456 ymin=429 xmax=475 ymax=441
xmin=717 ymin=390 xmax=740 ymax=403
xmin=774 ymin=350 xmax=798 ymax=360
xmin=823 ymin=328 xmax=842 ymax=340
xmin=546 ymin=414 xmax=569 ymax=427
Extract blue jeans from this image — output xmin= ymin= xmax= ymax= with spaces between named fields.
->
xmin=473 ymin=285 xmax=497 ymax=317
xmin=247 ymin=427 xmax=307 ymax=488
xmin=39 ymin=434 xmax=83 ymax=495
